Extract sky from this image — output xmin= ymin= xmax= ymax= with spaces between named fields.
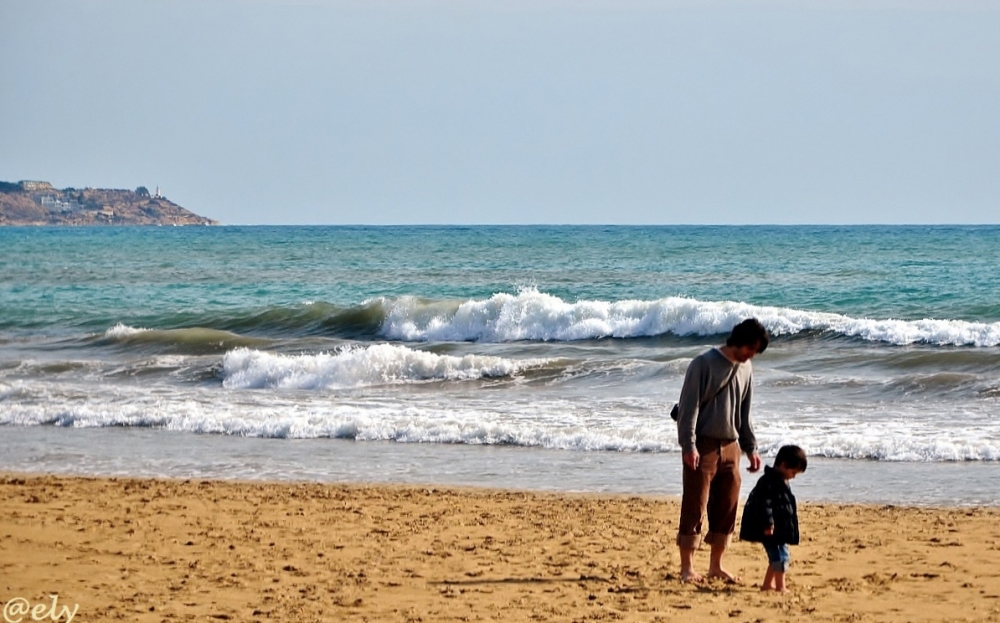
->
xmin=1 ymin=0 xmax=998 ymax=225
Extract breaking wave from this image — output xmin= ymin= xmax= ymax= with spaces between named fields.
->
xmin=95 ymin=290 xmax=1000 ymax=347
xmin=220 ymin=344 xmax=551 ymax=390
xmin=376 ymin=289 xmax=1000 ymax=346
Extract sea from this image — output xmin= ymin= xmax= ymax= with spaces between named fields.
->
xmin=2 ymin=225 xmax=999 ymax=506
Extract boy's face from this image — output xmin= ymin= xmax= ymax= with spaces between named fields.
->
xmin=776 ymin=464 xmax=804 ymax=480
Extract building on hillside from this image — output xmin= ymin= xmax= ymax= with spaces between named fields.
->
xmin=39 ymin=196 xmax=82 ymax=212
xmin=20 ymin=181 xmax=53 ymax=192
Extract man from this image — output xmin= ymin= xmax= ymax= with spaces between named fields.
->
xmin=675 ymin=318 xmax=769 ymax=583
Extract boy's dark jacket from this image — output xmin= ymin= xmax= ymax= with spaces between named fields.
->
xmin=739 ymin=465 xmax=800 ymax=545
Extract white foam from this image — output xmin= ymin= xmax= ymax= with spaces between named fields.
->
xmin=4 ymin=380 xmax=999 ymax=462
xmin=220 ymin=344 xmax=549 ymax=390
xmin=104 ymin=323 xmax=149 ymax=338
xmin=377 ymin=289 xmax=1000 ymax=346
xmin=0 ymin=381 xmax=31 ymax=401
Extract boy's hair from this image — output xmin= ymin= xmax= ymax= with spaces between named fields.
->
xmin=774 ymin=445 xmax=808 ymax=471
xmin=726 ymin=318 xmax=770 ymax=354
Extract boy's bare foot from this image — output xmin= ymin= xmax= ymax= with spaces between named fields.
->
xmin=761 ymin=586 xmax=789 ymax=593
xmin=680 ymin=569 xmax=705 ymax=583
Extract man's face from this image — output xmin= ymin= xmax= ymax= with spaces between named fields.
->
xmin=731 ymin=343 xmax=760 ymax=363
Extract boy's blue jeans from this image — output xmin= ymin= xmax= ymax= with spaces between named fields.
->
xmin=763 ymin=542 xmax=790 ymax=572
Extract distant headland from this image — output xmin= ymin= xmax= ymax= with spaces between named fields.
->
xmin=0 ymin=180 xmax=218 ymax=226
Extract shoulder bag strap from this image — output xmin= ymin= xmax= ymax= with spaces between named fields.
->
xmin=700 ymin=364 xmax=738 ymax=410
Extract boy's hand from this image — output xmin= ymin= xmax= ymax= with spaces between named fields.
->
xmin=764 ymin=525 xmax=774 ymax=536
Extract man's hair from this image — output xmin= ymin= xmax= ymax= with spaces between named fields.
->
xmin=774 ymin=445 xmax=808 ymax=471
xmin=726 ymin=318 xmax=770 ymax=353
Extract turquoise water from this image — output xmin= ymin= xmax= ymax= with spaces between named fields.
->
xmin=4 ymin=225 xmax=999 ymax=333
xmin=2 ymin=225 xmax=1000 ymax=502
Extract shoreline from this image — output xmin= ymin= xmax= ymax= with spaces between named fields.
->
xmin=3 ymin=472 xmax=1000 ymax=622
xmin=6 ymin=427 xmax=1000 ymax=508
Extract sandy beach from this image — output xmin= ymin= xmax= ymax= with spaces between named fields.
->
xmin=3 ymin=473 xmax=1000 ymax=623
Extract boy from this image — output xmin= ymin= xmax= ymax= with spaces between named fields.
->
xmin=739 ymin=444 xmax=807 ymax=592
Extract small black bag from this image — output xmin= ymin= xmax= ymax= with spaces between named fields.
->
xmin=670 ymin=403 xmax=680 ymax=421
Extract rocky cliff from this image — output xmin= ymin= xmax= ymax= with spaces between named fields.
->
xmin=0 ymin=181 xmax=218 ymax=226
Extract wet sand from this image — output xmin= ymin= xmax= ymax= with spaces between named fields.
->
xmin=3 ymin=473 xmax=1000 ymax=622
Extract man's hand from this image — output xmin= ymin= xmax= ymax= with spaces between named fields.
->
xmin=683 ymin=450 xmax=700 ymax=471
xmin=764 ymin=524 xmax=774 ymax=536
xmin=747 ymin=451 xmax=762 ymax=473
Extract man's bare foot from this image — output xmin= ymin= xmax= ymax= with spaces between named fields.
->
xmin=680 ymin=569 xmax=705 ymax=583
xmin=707 ymin=568 xmax=741 ymax=584
xmin=761 ymin=586 xmax=789 ymax=593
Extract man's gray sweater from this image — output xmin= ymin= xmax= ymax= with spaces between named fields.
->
xmin=675 ymin=348 xmax=756 ymax=455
